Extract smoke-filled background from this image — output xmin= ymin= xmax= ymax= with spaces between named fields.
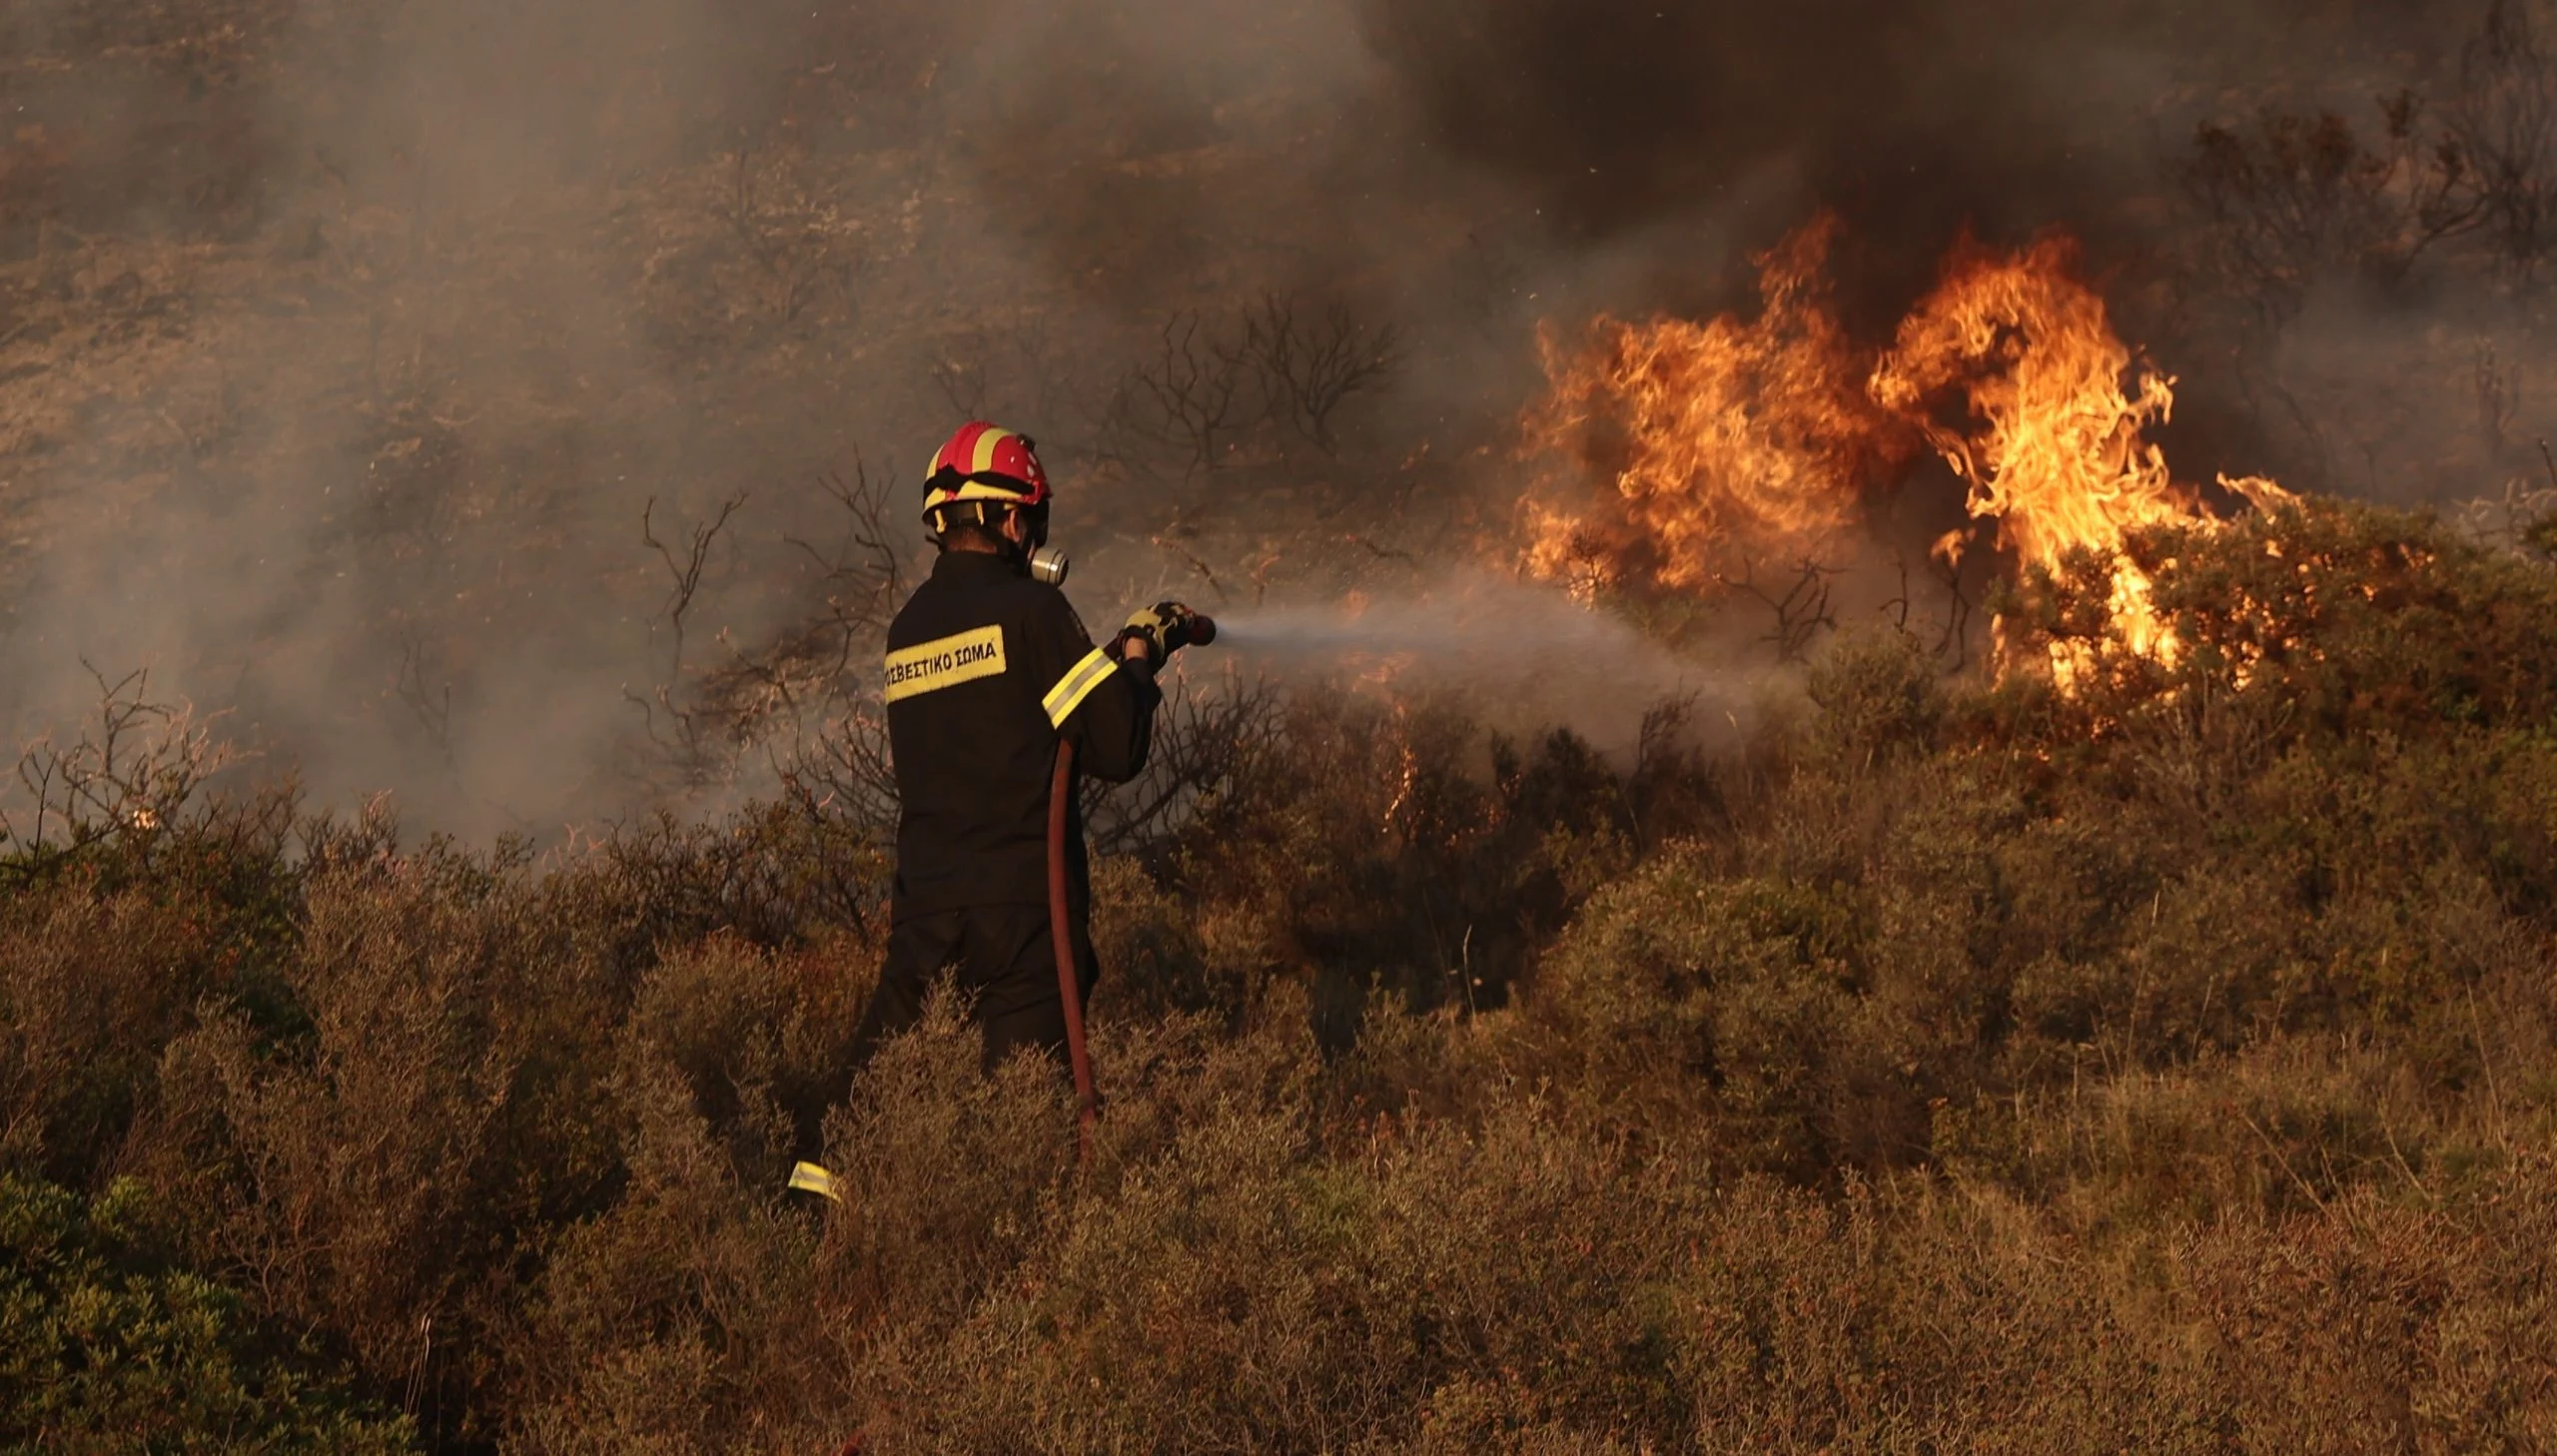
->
xmin=0 ymin=0 xmax=2535 ymax=835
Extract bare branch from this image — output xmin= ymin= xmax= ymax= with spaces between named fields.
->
xmin=1246 ymin=294 xmax=1401 ymax=454
xmin=1084 ymin=667 xmax=1279 ymax=858
xmin=640 ymin=490 xmax=748 ymax=676
xmin=712 ymin=147 xmax=863 ymax=325
xmin=1718 ymin=556 xmax=1841 ymax=663
xmin=1 ymin=665 xmax=244 ymax=871
xmin=1124 ymin=312 xmax=1254 ymax=474
xmin=1150 ymin=533 xmax=1232 ymax=605
xmin=398 ymin=633 xmax=455 ymax=769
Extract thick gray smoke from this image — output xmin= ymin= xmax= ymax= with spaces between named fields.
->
xmin=0 ymin=0 xmax=2514 ymax=837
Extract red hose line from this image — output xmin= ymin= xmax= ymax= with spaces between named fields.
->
xmin=1049 ymin=740 xmax=1099 ymax=1152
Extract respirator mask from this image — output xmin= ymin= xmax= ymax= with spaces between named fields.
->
xmin=1018 ymin=502 xmax=1069 ymax=586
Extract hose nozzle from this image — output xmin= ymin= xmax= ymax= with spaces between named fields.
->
xmin=1185 ymin=612 xmax=1218 ymax=647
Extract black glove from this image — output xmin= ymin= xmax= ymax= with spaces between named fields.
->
xmin=1111 ymin=601 xmax=1204 ymax=662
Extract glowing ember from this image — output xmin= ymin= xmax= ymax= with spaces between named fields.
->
xmin=1522 ymin=216 xmax=1900 ymax=599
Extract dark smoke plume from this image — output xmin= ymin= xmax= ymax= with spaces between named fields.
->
xmin=1359 ymin=0 xmax=2435 ymax=276
xmin=0 ymin=0 xmax=2516 ymax=837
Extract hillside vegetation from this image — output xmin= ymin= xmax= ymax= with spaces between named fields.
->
xmin=5 ymin=496 xmax=2555 ymax=1452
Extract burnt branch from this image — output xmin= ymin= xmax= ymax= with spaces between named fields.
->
xmin=925 ymin=318 xmax=1068 ymax=427
xmin=715 ymin=147 xmax=862 ymax=325
xmin=640 ymin=490 xmax=747 ymax=677
xmin=1150 ymin=532 xmax=1232 ymax=606
xmin=1124 ymin=312 xmax=1254 ymax=474
xmin=1 ymin=664 xmax=241 ymax=869
xmin=627 ymin=490 xmax=748 ymax=790
xmin=2447 ymin=0 xmax=2557 ymax=279
xmin=2476 ymin=342 xmax=2521 ymax=454
xmin=1245 ymin=295 xmax=1401 ymax=454
xmin=929 ymin=355 xmax=989 ymax=420
xmin=2179 ymin=2 xmax=2557 ymax=317
xmin=397 ymin=633 xmax=455 ymax=769
xmin=773 ymin=698 xmax=902 ymax=879
xmin=789 ymin=460 xmax=908 ymax=640
xmin=1085 ymin=668 xmax=1278 ymax=859
xmin=1719 ymin=556 xmax=1840 ymax=663
xmin=1929 ymin=537 xmax=1979 ymax=675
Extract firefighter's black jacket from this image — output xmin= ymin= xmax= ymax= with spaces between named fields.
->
xmin=883 ymin=549 xmax=1159 ymax=918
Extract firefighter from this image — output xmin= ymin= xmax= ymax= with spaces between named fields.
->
xmin=791 ymin=422 xmax=1205 ymax=1195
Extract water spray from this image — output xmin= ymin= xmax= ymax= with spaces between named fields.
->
xmin=1205 ymin=575 xmax=1761 ymax=761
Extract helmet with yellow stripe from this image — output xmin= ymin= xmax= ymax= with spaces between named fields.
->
xmin=923 ymin=421 xmax=1051 ymax=534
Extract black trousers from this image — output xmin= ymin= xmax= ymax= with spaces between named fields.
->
xmin=850 ymin=901 xmax=1099 ymax=1076
xmin=804 ymin=903 xmax=1096 ymax=1161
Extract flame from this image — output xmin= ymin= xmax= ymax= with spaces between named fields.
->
xmin=1523 ymin=221 xmax=2290 ymax=675
xmin=1522 ymin=216 xmax=1902 ymax=600
xmin=1873 ymin=236 xmax=2191 ymax=669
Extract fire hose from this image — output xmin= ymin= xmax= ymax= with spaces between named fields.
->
xmin=1048 ymin=737 xmax=1100 ymax=1150
xmin=1049 ymin=610 xmax=1215 ymax=1158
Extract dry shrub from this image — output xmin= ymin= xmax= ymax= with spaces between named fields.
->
xmin=883 ymin=1093 xmax=1707 ymax=1451
xmin=0 ymin=883 xmax=215 ymax=1179
xmin=811 ymin=994 xmax=1080 ymax=1335
xmin=5 ymin=498 xmax=2556 ymax=1449
xmin=182 ymin=870 xmax=535 ymax=1386
xmin=508 ymin=1058 xmax=839 ymax=1456
xmin=2176 ymin=1155 xmax=2557 ymax=1451
xmin=124 ymin=849 xmax=628 ymax=1439
xmin=1666 ymin=1181 xmax=2225 ymax=1454
xmin=621 ymin=929 xmax=877 ymax=1188
xmin=1085 ymin=851 xmax=1265 ymax=1027
xmin=501 ymin=929 xmax=873 ymax=1453
xmin=865 ymin=1090 xmax=2236 ymax=1453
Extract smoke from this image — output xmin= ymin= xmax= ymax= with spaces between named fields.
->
xmin=0 ymin=0 xmax=2515 ymax=838
xmin=1214 ymin=572 xmax=1757 ymax=755
xmin=1352 ymin=0 xmax=2377 ymax=303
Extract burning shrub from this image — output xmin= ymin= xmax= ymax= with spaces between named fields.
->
xmin=1524 ymin=216 xmax=1894 ymax=598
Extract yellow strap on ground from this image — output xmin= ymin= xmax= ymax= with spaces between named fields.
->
xmin=1042 ymin=647 xmax=1118 ymax=728
xmin=788 ymin=1160 xmax=842 ymax=1202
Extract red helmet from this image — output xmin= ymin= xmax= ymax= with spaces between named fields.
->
xmin=922 ymin=421 xmax=1051 ymax=528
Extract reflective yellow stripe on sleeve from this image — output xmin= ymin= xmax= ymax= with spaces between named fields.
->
xmin=1041 ymin=647 xmax=1119 ymax=729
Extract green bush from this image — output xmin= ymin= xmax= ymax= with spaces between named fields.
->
xmin=0 ymin=1173 xmax=413 ymax=1453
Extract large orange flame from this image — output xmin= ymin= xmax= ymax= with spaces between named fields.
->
xmin=1524 ymin=220 xmax=2289 ymax=672
xmin=1874 ymin=237 xmax=2192 ymax=664
xmin=1522 ymin=216 xmax=1902 ymax=600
